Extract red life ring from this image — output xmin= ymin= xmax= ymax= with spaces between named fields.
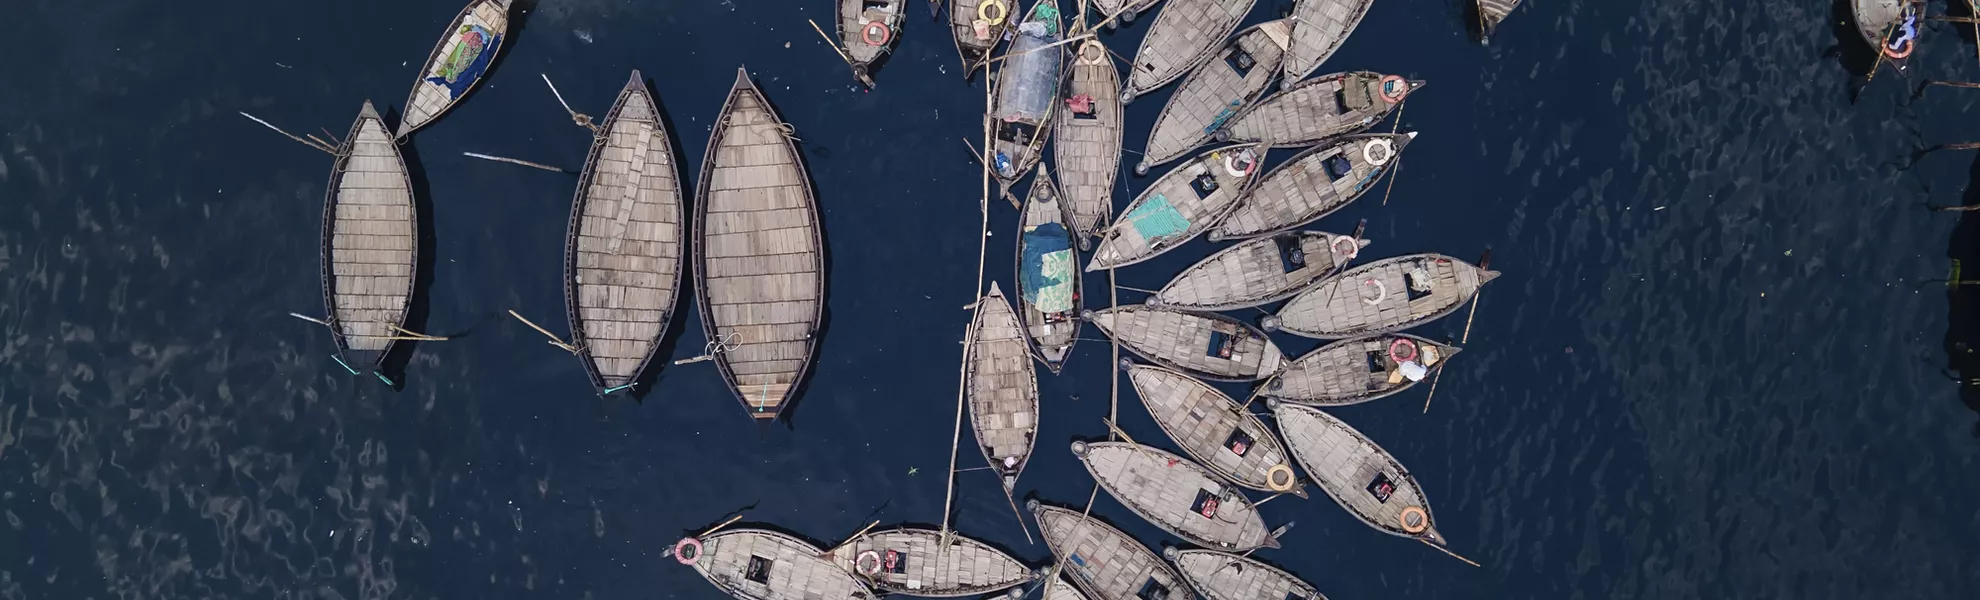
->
xmin=862 ymin=21 xmax=892 ymax=46
xmin=1379 ymin=75 xmax=1408 ymax=103
xmin=1389 ymin=338 xmax=1418 ymax=363
xmin=674 ymin=537 xmax=703 ymax=565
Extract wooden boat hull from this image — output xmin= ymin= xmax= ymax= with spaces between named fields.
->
xmin=1031 ymin=502 xmax=1189 ymax=600
xmin=969 ymin=282 xmax=1041 ymax=493
xmin=1259 ymin=333 xmax=1458 ymax=405
xmin=1072 ymin=441 xmax=1277 ymax=551
xmin=681 ymin=529 xmax=876 ymax=600
xmin=1044 ymin=575 xmax=1090 ymax=600
xmin=838 ymin=0 xmax=908 ymax=85
xmin=827 ymin=528 xmax=1034 ymax=596
xmin=1272 ymin=400 xmax=1444 ymax=543
xmin=1089 ymin=144 xmax=1263 ymax=271
xmin=1017 ymin=168 xmax=1082 ymax=371
xmin=1087 ymin=305 xmax=1283 ymax=381
xmin=1283 ymin=0 xmax=1376 ymax=82
xmin=1140 ymin=20 xmax=1290 ymax=170
xmin=322 ymin=101 xmax=417 ymax=374
xmin=693 ymin=68 xmax=826 ymax=420
xmin=1475 ymin=0 xmax=1524 ymax=37
xmin=1124 ymin=0 xmax=1259 ymax=98
xmin=1168 ymin=550 xmax=1321 ymax=600
xmin=1127 ymin=365 xmax=1306 ymax=497
xmin=1054 ymin=38 xmax=1124 ymax=245
xmin=399 ymin=0 xmax=513 ymax=137
xmin=1851 ymin=0 xmax=1923 ymax=71
xmin=1266 ymin=253 xmax=1496 ymax=339
xmin=1214 ymin=133 xmax=1413 ymax=239
xmin=565 ymin=71 xmax=685 ymax=394
xmin=1220 ymin=71 xmax=1422 ymax=148
xmin=1154 ymin=230 xmax=1367 ymax=311
xmin=990 ymin=1 xmax=1064 ymax=187
xmin=950 ymin=0 xmax=1015 ymax=76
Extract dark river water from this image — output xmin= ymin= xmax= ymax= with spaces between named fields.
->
xmin=5 ymin=0 xmax=1980 ymax=598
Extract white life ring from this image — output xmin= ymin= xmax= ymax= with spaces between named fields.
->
xmin=1078 ymin=40 xmax=1107 ymax=66
xmin=1399 ymin=506 xmax=1429 ymax=534
xmin=1360 ymin=279 xmax=1387 ymax=306
xmin=1222 ymin=150 xmax=1258 ymax=177
xmin=855 ymin=550 xmax=883 ymax=576
xmin=1363 ymin=138 xmax=1394 ymax=166
xmin=1266 ymin=465 xmax=1296 ymax=492
xmin=1331 ymin=236 xmax=1359 ymax=260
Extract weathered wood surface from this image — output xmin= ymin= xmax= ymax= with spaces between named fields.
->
xmin=324 ymin=101 xmax=417 ymax=371
xmin=1283 ymin=0 xmax=1375 ymax=81
xmin=1125 ymin=0 xmax=1258 ymax=98
xmin=694 ymin=68 xmax=825 ymax=420
xmin=1127 ymin=365 xmax=1304 ymax=497
xmin=1268 ymin=253 xmax=1495 ymax=339
xmin=1087 ymin=305 xmax=1283 ymax=381
xmin=1141 ymin=20 xmax=1289 ymax=169
xmin=1054 ymin=38 xmax=1124 ymax=243
xmin=1260 ymin=333 xmax=1457 ymax=406
xmin=1032 ymin=503 xmax=1188 ymax=600
xmin=1851 ymin=0 xmax=1907 ymax=51
xmin=989 ymin=1 xmax=1064 ymax=187
xmin=950 ymin=0 xmax=1014 ymax=75
xmin=1155 ymin=231 xmax=1367 ymax=311
xmin=969 ymin=282 xmax=1040 ymax=493
xmin=1273 ymin=401 xmax=1444 ymax=543
xmin=1221 ymin=71 xmax=1421 ymax=148
xmin=1170 ymin=550 xmax=1325 ymax=600
xmin=687 ymin=529 xmax=876 ymax=600
xmin=1477 ymin=0 xmax=1524 ymax=31
xmin=839 ymin=0 xmax=907 ymax=82
xmin=826 ymin=528 xmax=1033 ymax=596
xmin=1214 ymin=133 xmax=1412 ymax=239
xmin=400 ymin=0 xmax=513 ymax=137
xmin=1017 ymin=168 xmax=1082 ymax=372
xmin=1043 ymin=575 xmax=1091 ymax=600
xmin=1073 ymin=441 xmax=1277 ymax=551
xmin=1089 ymin=145 xmax=1262 ymax=271
xmin=567 ymin=71 xmax=684 ymax=393
xmin=1090 ymin=0 xmax=1164 ymax=20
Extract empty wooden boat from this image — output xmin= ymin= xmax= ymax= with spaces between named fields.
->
xmin=969 ymin=282 xmax=1040 ymax=494
xmin=1086 ymin=305 xmax=1283 ymax=381
xmin=1072 ymin=441 xmax=1279 ymax=551
xmin=672 ymin=528 xmax=876 ymax=600
xmin=1259 ymin=333 xmax=1457 ymax=406
xmin=950 ymin=0 xmax=1016 ymax=76
xmin=1283 ymin=0 xmax=1375 ymax=81
xmin=1139 ymin=20 xmax=1290 ymax=173
xmin=1212 ymin=133 xmax=1413 ymax=240
xmin=1122 ymin=0 xmax=1258 ymax=102
xmin=693 ymin=68 xmax=826 ymax=420
xmin=1089 ymin=145 xmax=1263 ymax=271
xmin=1153 ymin=230 xmax=1368 ymax=311
xmin=1043 ymin=575 xmax=1090 ymax=600
xmin=1219 ymin=71 xmax=1422 ymax=148
xmin=323 ymin=101 xmax=417 ymax=380
xmin=565 ymin=71 xmax=684 ymax=396
xmin=1166 ymin=549 xmax=1323 ymax=600
xmin=400 ymin=0 xmax=513 ymax=137
xmin=1127 ymin=365 xmax=1306 ymax=497
xmin=1055 ymin=37 xmax=1124 ymax=246
xmin=1264 ymin=254 xmax=1496 ymax=339
xmin=1851 ymin=1 xmax=1923 ymax=73
xmin=1031 ymin=502 xmax=1189 ymax=600
xmin=1272 ymin=400 xmax=1446 ymax=544
xmin=826 ymin=527 xmax=1034 ymax=596
xmin=838 ymin=0 xmax=907 ymax=85
xmin=1017 ymin=168 xmax=1082 ymax=372
xmin=989 ymin=0 xmax=1064 ymax=188
xmin=1475 ymin=0 xmax=1524 ymax=40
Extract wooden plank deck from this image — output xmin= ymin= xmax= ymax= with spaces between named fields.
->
xmin=950 ymin=0 xmax=1013 ymax=75
xmin=1073 ymin=441 xmax=1277 ymax=551
xmin=1140 ymin=20 xmax=1288 ymax=170
xmin=1221 ymin=71 xmax=1421 ymax=148
xmin=1170 ymin=550 xmax=1324 ymax=600
xmin=399 ymin=0 xmax=512 ymax=137
xmin=1031 ymin=503 xmax=1187 ymax=600
xmin=1127 ymin=365 xmax=1305 ymax=497
xmin=324 ymin=101 xmax=416 ymax=371
xmin=1261 ymin=333 xmax=1457 ymax=406
xmin=826 ymin=528 xmax=1034 ymax=596
xmin=1053 ymin=38 xmax=1123 ymax=244
xmin=1124 ymin=0 xmax=1257 ymax=100
xmin=689 ymin=529 xmax=876 ymax=600
xmin=1086 ymin=305 xmax=1283 ymax=381
xmin=1154 ymin=230 xmax=1366 ymax=311
xmin=838 ymin=0 xmax=905 ymax=83
xmin=1268 ymin=253 xmax=1495 ymax=339
xmin=968 ymin=283 xmax=1040 ymax=492
xmin=1214 ymin=133 xmax=1413 ymax=239
xmin=1089 ymin=145 xmax=1261 ymax=271
xmin=1477 ymin=0 xmax=1525 ymax=33
xmin=1282 ymin=0 xmax=1375 ymax=81
xmin=1273 ymin=401 xmax=1444 ymax=543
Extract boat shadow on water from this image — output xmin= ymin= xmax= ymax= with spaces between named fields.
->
xmin=1940 ymin=152 xmax=1980 ymax=438
xmin=375 ymin=120 xmax=439 ymax=392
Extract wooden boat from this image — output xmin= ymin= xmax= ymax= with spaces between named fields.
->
xmin=1153 ymin=230 xmax=1369 ymax=312
xmin=968 ymin=282 xmax=1041 ymax=494
xmin=1017 ymin=168 xmax=1082 ymax=372
xmin=1071 ymin=441 xmax=1279 ymax=551
xmin=693 ymin=68 xmax=826 ymax=420
xmin=1851 ymin=1 xmax=1924 ymax=73
xmin=1054 ymin=37 xmax=1124 ymax=246
xmin=1264 ymin=254 xmax=1496 ymax=339
xmin=564 ymin=71 xmax=684 ymax=396
xmin=1259 ymin=333 xmax=1458 ymax=406
xmin=399 ymin=0 xmax=513 ymax=138
xmin=1282 ymin=0 xmax=1375 ymax=82
xmin=1212 ymin=133 xmax=1414 ymax=240
xmin=1089 ymin=0 xmax=1162 ymax=26
xmin=323 ymin=101 xmax=417 ymax=380
xmin=989 ymin=0 xmax=1065 ymax=188
xmin=1475 ymin=0 xmax=1524 ymax=40
xmin=1030 ymin=502 xmax=1190 ymax=600
xmin=1086 ymin=304 xmax=1283 ymax=381
xmin=838 ymin=0 xmax=907 ymax=85
xmin=1121 ymin=0 xmax=1258 ymax=102
xmin=1272 ymin=400 xmax=1446 ymax=544
xmin=1089 ymin=145 xmax=1264 ymax=271
xmin=672 ymin=528 xmax=876 ymax=600
xmin=950 ymin=0 xmax=1016 ymax=76
xmin=1166 ymin=550 xmax=1323 ymax=600
xmin=1043 ymin=575 xmax=1090 ymax=600
xmin=826 ymin=527 xmax=1034 ymax=596
xmin=1219 ymin=71 xmax=1422 ymax=148
xmin=1138 ymin=20 xmax=1291 ymax=173
xmin=1126 ymin=364 xmax=1306 ymax=497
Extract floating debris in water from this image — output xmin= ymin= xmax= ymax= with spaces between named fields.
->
xmin=573 ymin=29 xmax=593 ymax=43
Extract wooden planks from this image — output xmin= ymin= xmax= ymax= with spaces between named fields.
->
xmin=1282 ymin=0 xmax=1376 ymax=82
xmin=1260 ymin=333 xmax=1457 ymax=406
xmin=1086 ymin=305 xmax=1283 ymax=381
xmin=1053 ymin=38 xmax=1123 ymax=244
xmin=694 ymin=68 xmax=825 ymax=420
xmin=400 ymin=0 xmax=513 ymax=137
xmin=688 ymin=529 xmax=876 ymax=600
xmin=1221 ymin=71 xmax=1420 ymax=148
xmin=968 ymin=283 xmax=1040 ymax=493
xmin=1044 ymin=576 xmax=1090 ymax=600
xmin=567 ymin=71 xmax=684 ymax=393
xmin=1032 ymin=503 xmax=1187 ymax=600
xmin=324 ymin=101 xmax=416 ymax=371
xmin=989 ymin=2 xmax=1063 ymax=187
xmin=1089 ymin=0 xmax=1163 ymax=20
xmin=950 ymin=0 xmax=1014 ymax=75
xmin=1089 ymin=145 xmax=1261 ymax=271
xmin=1476 ymin=0 xmax=1524 ymax=33
xmin=1017 ymin=166 xmax=1082 ymax=372
xmin=1124 ymin=0 xmax=1257 ymax=100
xmin=1073 ymin=441 xmax=1278 ymax=551
xmin=1214 ymin=133 xmax=1412 ymax=239
xmin=1127 ymin=365 xmax=1304 ymax=497
xmin=1273 ymin=401 xmax=1444 ymax=543
xmin=1155 ymin=230 xmax=1366 ymax=311
xmin=1170 ymin=550 xmax=1326 ymax=600
xmin=1140 ymin=20 xmax=1288 ymax=170
xmin=1267 ymin=253 xmax=1495 ymax=339
xmin=826 ymin=528 xmax=1034 ymax=596
xmin=838 ymin=0 xmax=906 ymax=83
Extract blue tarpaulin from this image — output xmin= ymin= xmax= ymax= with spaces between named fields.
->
xmin=1022 ymin=223 xmax=1075 ymax=314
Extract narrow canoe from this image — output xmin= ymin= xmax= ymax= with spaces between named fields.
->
xmin=1265 ymin=254 xmax=1496 ymax=339
xmin=1282 ymin=0 xmax=1376 ymax=82
xmin=565 ymin=71 xmax=684 ymax=395
xmin=969 ymin=282 xmax=1041 ymax=494
xmin=1259 ymin=333 xmax=1458 ymax=406
xmin=1272 ymin=400 xmax=1446 ymax=544
xmin=1167 ymin=550 xmax=1325 ymax=600
xmin=1154 ymin=230 xmax=1369 ymax=312
xmin=951 ymin=0 xmax=1016 ymax=76
xmin=989 ymin=1 xmax=1064 ymax=187
xmin=675 ymin=529 xmax=876 ymax=600
xmin=1127 ymin=364 xmax=1306 ymax=497
xmin=323 ymin=101 xmax=417 ymax=377
xmin=1219 ymin=72 xmax=1423 ymax=148
xmin=1213 ymin=133 xmax=1414 ymax=240
xmin=1054 ymin=37 xmax=1124 ymax=245
xmin=1850 ymin=1 xmax=1923 ymax=72
xmin=1139 ymin=20 xmax=1290 ymax=172
xmin=1017 ymin=167 xmax=1082 ymax=372
xmin=839 ymin=0 xmax=908 ymax=85
xmin=1031 ymin=502 xmax=1190 ymax=600
xmin=1044 ymin=575 xmax=1090 ymax=600
xmin=693 ymin=68 xmax=826 ymax=420
xmin=1475 ymin=0 xmax=1524 ymax=39
xmin=1089 ymin=145 xmax=1264 ymax=271
xmin=1123 ymin=0 xmax=1258 ymax=100
xmin=826 ymin=528 xmax=1034 ymax=596
xmin=1087 ymin=304 xmax=1283 ymax=381
xmin=1072 ymin=441 xmax=1278 ymax=551
xmin=399 ymin=0 xmax=513 ymax=138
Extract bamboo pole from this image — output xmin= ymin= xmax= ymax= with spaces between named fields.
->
xmin=698 ymin=514 xmax=745 ymax=538
xmin=808 ymin=19 xmax=859 ymax=71
xmin=289 ymin=313 xmax=331 ymax=327
xmin=540 ymin=74 xmax=601 ymax=133
xmin=388 ymin=325 xmax=448 ymax=341
xmin=1926 ymin=79 xmax=1980 ymax=90
xmin=240 ymin=112 xmax=337 ymax=155
xmin=507 ymin=310 xmax=580 ymax=353
xmin=940 ymin=76 xmax=999 ymax=547
xmin=463 ymin=152 xmax=569 ymax=173
xmin=1379 ymin=98 xmax=1409 ymax=206
xmin=1420 ymin=538 xmax=1484 ymax=567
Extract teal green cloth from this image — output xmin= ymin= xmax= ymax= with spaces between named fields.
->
xmin=1126 ymin=194 xmax=1190 ymax=241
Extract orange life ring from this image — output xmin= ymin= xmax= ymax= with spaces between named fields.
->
xmin=862 ymin=21 xmax=892 ymax=46
xmin=1398 ymin=506 xmax=1429 ymax=534
xmin=1885 ymin=40 xmax=1914 ymax=60
xmin=674 ymin=537 xmax=703 ymax=565
xmin=1379 ymin=75 xmax=1408 ymax=103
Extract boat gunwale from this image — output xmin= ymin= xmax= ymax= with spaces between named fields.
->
xmin=831 ymin=527 xmax=1037 ymax=596
xmin=1031 ymin=502 xmax=1187 ymax=600
xmin=1260 ymin=332 xmax=1460 ymax=406
xmin=965 ymin=283 xmax=1042 ymax=491
xmin=1124 ymin=0 xmax=1261 ymax=97
xmin=1273 ymin=401 xmax=1441 ymax=541
xmin=1169 ymin=549 xmax=1319 ymax=600
xmin=1222 ymin=70 xmax=1418 ymax=148
xmin=1283 ymin=0 xmax=1377 ymax=81
xmin=1052 ymin=36 xmax=1125 ymax=241
xmin=1141 ymin=19 xmax=1289 ymax=168
xmin=1092 ymin=142 xmax=1268 ymax=271
xmin=397 ymin=0 xmax=512 ymax=138
xmin=990 ymin=2 xmax=1066 ymax=188
xmin=695 ymin=528 xmax=875 ymax=600
xmin=321 ymin=100 xmax=418 ymax=373
xmin=1125 ymin=364 xmax=1304 ymax=496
